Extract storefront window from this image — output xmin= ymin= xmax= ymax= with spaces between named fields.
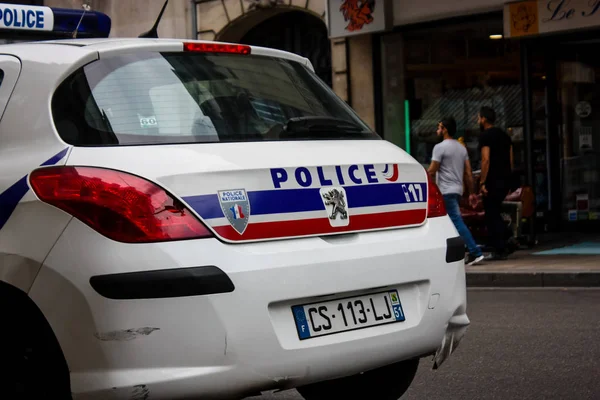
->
xmin=380 ymin=15 xmax=523 ymax=171
xmin=557 ymin=44 xmax=600 ymax=222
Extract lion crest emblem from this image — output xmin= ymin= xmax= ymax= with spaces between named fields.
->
xmin=322 ymin=188 xmax=348 ymax=220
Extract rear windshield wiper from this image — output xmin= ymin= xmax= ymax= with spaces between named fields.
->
xmin=284 ymin=116 xmax=369 ymax=134
xmin=100 ymin=108 xmax=114 ymax=133
xmin=262 ymin=116 xmax=379 ymax=140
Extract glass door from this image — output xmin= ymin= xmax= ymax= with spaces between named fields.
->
xmin=556 ymin=43 xmax=600 ymax=226
xmin=514 ymin=44 xmax=552 ymax=234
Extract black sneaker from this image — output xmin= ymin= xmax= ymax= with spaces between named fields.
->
xmin=466 ymin=254 xmax=485 ymax=266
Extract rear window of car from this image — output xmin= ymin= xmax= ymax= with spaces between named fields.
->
xmin=51 ymin=51 xmax=379 ymax=146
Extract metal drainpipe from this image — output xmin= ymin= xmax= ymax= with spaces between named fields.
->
xmin=345 ymin=38 xmax=352 ymax=106
xmin=520 ymin=39 xmax=536 ymax=244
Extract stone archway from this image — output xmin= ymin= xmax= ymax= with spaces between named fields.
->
xmin=237 ymin=11 xmax=332 ymax=87
xmin=193 ymin=1 xmax=326 ymax=41
xmin=193 ymin=0 xmax=332 ymax=86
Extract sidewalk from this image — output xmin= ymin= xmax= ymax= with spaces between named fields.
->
xmin=466 ymin=234 xmax=600 ymax=287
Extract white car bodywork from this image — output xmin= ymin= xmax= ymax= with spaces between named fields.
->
xmin=0 ymin=39 xmax=469 ymax=399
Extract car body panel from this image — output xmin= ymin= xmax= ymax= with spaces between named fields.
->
xmin=65 ymin=141 xmax=429 ymax=243
xmin=30 ymin=215 xmax=464 ymax=399
xmin=0 ymin=38 xmax=468 ymax=399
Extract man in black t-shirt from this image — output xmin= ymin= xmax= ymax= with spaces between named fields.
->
xmin=477 ymin=106 xmax=513 ymax=260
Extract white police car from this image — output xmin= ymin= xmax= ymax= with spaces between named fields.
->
xmin=0 ymin=34 xmax=469 ymax=400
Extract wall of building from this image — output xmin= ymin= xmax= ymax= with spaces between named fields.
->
xmin=348 ymin=35 xmax=375 ymax=129
xmin=44 ymin=0 xmax=193 ymax=38
xmin=42 ymin=0 xmax=365 ymax=127
xmin=43 ymin=0 xmax=512 ymax=133
xmin=331 ymin=37 xmax=349 ymax=102
xmin=190 ymin=0 xmax=353 ymax=108
xmin=393 ymin=0 xmax=505 ymax=26
xmin=335 ymin=0 xmax=510 ymax=133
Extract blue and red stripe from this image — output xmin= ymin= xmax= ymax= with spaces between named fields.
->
xmin=183 ymin=182 xmax=427 ymax=220
xmin=212 ymin=209 xmax=427 ymax=241
xmin=183 ymin=181 xmax=428 ymax=241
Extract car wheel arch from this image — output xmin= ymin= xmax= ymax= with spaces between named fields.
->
xmin=0 ymin=280 xmax=72 ymax=396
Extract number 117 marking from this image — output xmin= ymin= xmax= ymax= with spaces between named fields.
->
xmin=402 ymin=184 xmax=424 ymax=202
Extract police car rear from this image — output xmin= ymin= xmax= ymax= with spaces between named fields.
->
xmin=0 ymin=39 xmax=469 ymax=399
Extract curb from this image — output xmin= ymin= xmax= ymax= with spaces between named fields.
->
xmin=466 ymin=272 xmax=600 ymax=287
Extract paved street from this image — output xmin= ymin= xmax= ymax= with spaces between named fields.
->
xmin=245 ymin=289 xmax=600 ymax=400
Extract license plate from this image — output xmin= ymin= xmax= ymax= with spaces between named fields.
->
xmin=291 ymin=290 xmax=405 ymax=340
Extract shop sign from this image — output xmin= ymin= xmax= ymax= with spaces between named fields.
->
xmin=577 ymin=194 xmax=589 ymax=211
xmin=504 ymin=0 xmax=600 ymax=38
xmin=579 ymin=126 xmax=593 ymax=150
xmin=327 ymin=0 xmax=393 ymax=38
xmin=575 ymin=101 xmax=592 ymax=118
xmin=568 ymin=209 xmax=578 ymax=221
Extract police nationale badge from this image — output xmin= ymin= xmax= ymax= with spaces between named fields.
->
xmin=218 ymin=189 xmax=251 ymax=235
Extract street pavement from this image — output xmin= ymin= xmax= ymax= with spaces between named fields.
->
xmin=466 ymin=253 xmax=600 ymax=287
xmin=245 ymin=288 xmax=600 ymax=400
xmin=465 ymin=237 xmax=600 ymax=287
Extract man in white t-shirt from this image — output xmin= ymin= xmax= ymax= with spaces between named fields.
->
xmin=428 ymin=117 xmax=484 ymax=266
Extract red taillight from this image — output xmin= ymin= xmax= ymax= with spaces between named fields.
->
xmin=427 ymin=174 xmax=447 ymax=218
xmin=29 ymin=166 xmax=213 ymax=243
xmin=184 ymin=42 xmax=251 ymax=55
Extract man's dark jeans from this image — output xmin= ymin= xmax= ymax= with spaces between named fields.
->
xmin=483 ymin=188 xmax=509 ymax=254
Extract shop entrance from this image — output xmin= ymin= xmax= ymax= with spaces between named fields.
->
xmin=529 ymin=39 xmax=600 ymax=232
xmin=555 ymin=42 xmax=600 ymax=228
xmin=376 ymin=11 xmax=600 ymax=239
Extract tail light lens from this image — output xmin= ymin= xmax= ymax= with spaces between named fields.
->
xmin=427 ymin=174 xmax=447 ymax=218
xmin=29 ymin=166 xmax=213 ymax=243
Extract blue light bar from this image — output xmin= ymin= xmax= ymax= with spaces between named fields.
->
xmin=0 ymin=3 xmax=111 ymax=38
xmin=51 ymin=7 xmax=111 ymax=38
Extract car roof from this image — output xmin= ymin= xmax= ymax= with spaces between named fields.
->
xmin=0 ymin=38 xmax=313 ymax=70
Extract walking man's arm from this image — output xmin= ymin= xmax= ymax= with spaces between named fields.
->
xmin=428 ymin=160 xmax=440 ymax=180
xmin=480 ymin=146 xmax=490 ymax=195
xmin=429 ymin=142 xmax=443 ymax=180
xmin=465 ymin=158 xmax=478 ymax=208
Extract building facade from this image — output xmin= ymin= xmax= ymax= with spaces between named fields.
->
xmin=8 ymin=0 xmax=600 ymax=232
xmin=328 ymin=0 xmax=600 ymax=233
xmin=38 ymin=0 xmax=374 ymax=123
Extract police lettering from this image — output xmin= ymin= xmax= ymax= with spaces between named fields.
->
xmin=270 ymin=165 xmax=379 ymax=189
xmin=0 ymin=7 xmax=45 ymax=29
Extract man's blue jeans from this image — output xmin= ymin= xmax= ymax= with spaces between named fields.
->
xmin=443 ymin=194 xmax=482 ymax=257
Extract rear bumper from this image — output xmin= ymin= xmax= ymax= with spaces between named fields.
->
xmin=28 ymin=216 xmax=467 ymax=399
xmin=433 ymin=313 xmax=470 ymax=370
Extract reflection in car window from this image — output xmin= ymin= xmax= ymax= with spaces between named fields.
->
xmin=52 ymin=51 xmax=378 ymax=145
